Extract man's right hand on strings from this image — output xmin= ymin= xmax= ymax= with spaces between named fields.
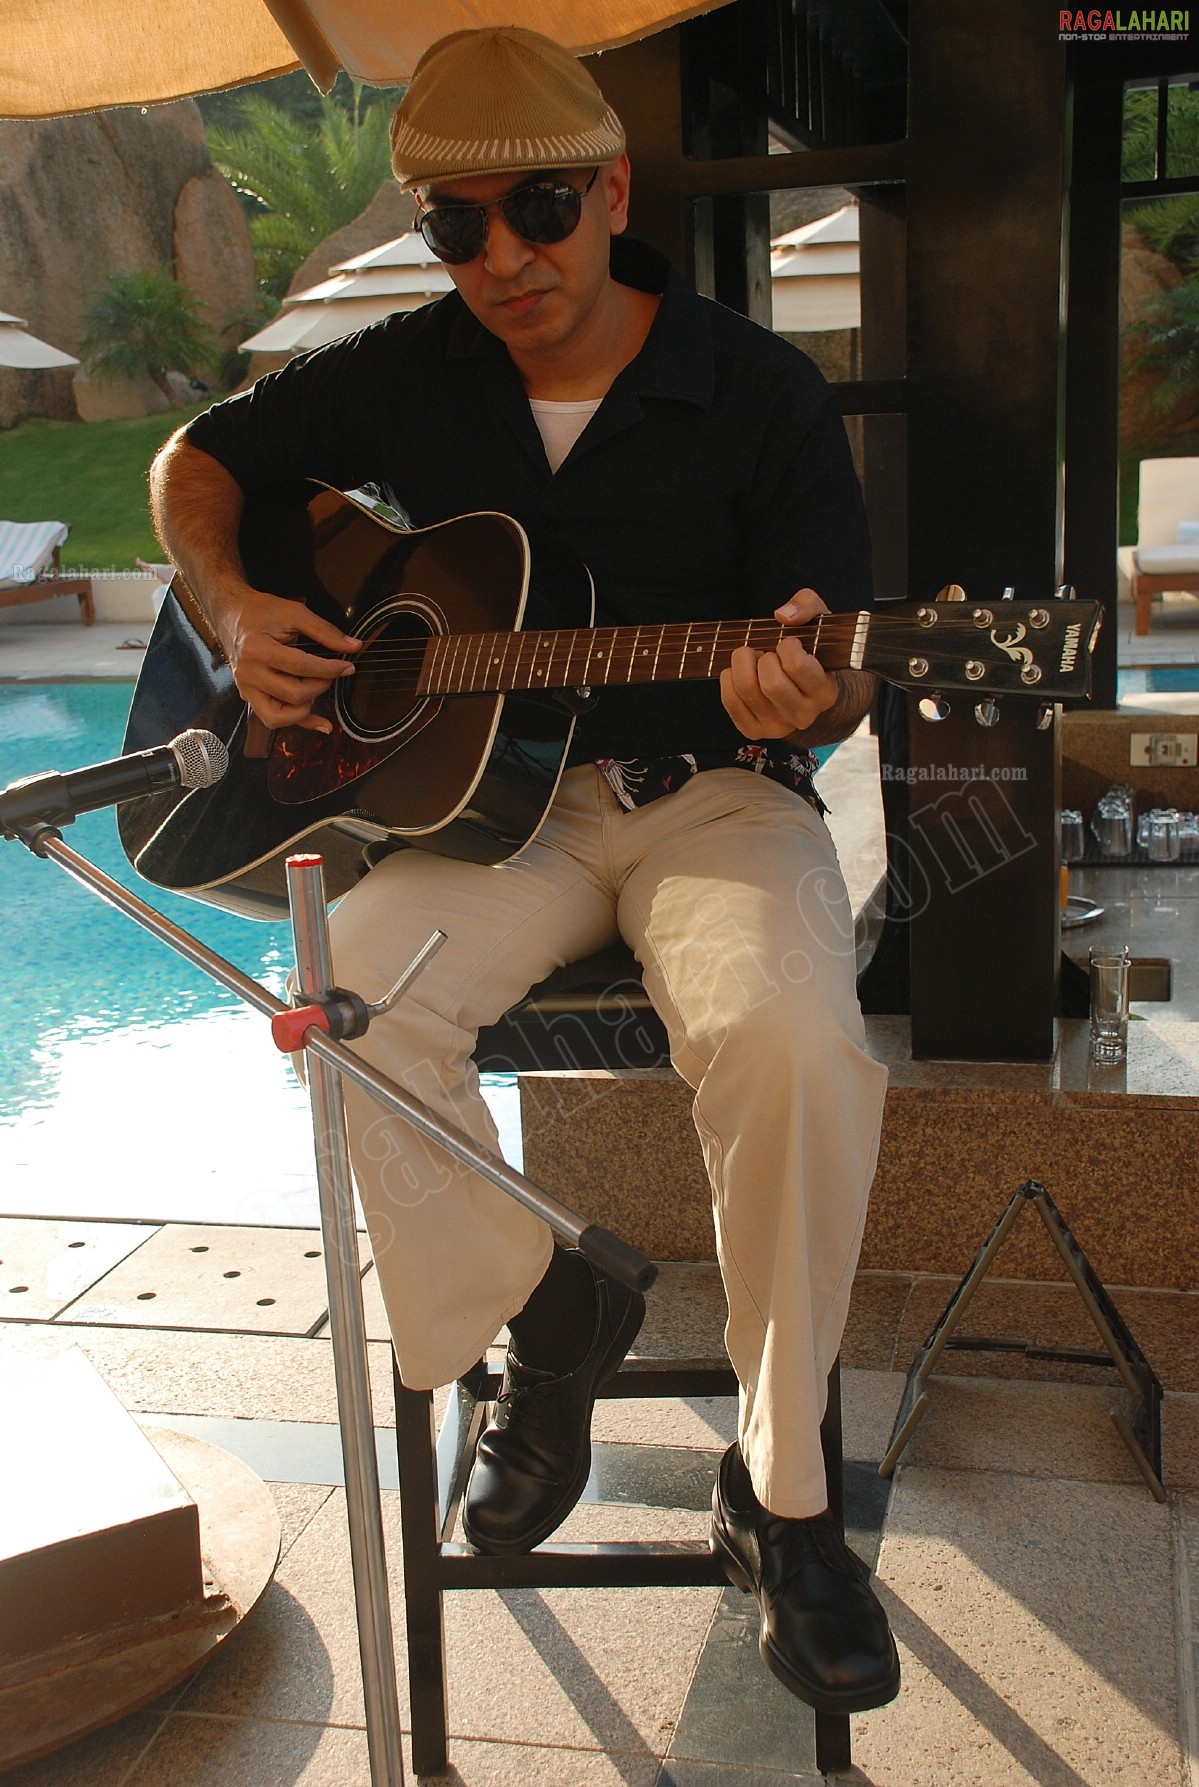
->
xmin=149 ymin=431 xmax=360 ymax=735
xmin=208 ymin=582 xmax=360 ymax=735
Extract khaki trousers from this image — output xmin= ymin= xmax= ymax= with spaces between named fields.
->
xmin=326 ymin=765 xmax=888 ymax=1518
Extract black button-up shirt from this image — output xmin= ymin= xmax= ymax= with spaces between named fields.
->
xmin=186 ymin=237 xmax=872 ymax=797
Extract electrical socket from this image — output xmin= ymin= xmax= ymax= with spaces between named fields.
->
xmin=1129 ymin=732 xmax=1198 ymax=767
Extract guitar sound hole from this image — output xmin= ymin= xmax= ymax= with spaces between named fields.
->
xmin=339 ymin=604 xmax=433 ymax=740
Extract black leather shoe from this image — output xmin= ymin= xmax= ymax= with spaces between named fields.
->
xmin=710 ymin=1443 xmax=900 ymax=1713
xmin=462 ymin=1264 xmax=646 ymax=1554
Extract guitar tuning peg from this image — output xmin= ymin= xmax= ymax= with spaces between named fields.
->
xmin=1036 ymin=703 xmax=1055 ymax=730
xmin=918 ymin=695 xmax=951 ymax=722
xmin=974 ymin=699 xmax=1001 ymax=728
xmin=935 ymin=584 xmax=966 ymax=603
xmin=1001 ymin=585 xmax=1016 ymax=601
xmin=1055 ymin=583 xmax=1076 ymax=601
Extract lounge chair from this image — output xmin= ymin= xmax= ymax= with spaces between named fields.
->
xmin=1129 ymin=458 xmax=1199 ymax=636
xmin=0 ymin=520 xmax=94 ymax=624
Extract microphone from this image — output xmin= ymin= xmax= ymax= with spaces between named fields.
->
xmin=0 ymin=729 xmax=229 ymax=837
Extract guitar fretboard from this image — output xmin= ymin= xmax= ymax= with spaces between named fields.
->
xmin=417 ymin=615 xmax=867 ymax=697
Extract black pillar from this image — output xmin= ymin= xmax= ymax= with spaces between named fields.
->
xmin=594 ymin=29 xmax=691 ymax=273
xmin=905 ymin=0 xmax=1070 ymax=1059
xmin=1063 ymin=64 xmax=1125 ymax=712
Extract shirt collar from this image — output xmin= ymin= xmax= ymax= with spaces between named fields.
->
xmin=444 ymin=236 xmax=716 ymax=411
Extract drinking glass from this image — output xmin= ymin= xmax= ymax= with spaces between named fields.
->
xmin=1060 ymin=810 xmax=1085 ymax=862
xmin=1089 ymin=947 xmax=1130 ymax=1064
xmin=1091 ymin=797 xmax=1132 ymax=858
xmin=1147 ymin=808 xmax=1181 ymax=862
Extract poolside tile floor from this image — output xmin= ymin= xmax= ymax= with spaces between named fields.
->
xmin=0 ymin=1217 xmax=154 ymax=1320
xmin=62 ymin=1222 xmax=337 ymax=1336
xmin=2 ymin=1242 xmax=1198 ymax=1785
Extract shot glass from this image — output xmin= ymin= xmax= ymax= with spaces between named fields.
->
xmin=1089 ymin=947 xmax=1130 ymax=1065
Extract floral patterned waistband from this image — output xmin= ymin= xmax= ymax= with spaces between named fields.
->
xmin=595 ymin=743 xmax=825 ymax=816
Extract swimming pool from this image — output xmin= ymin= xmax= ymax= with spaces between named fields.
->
xmin=1118 ymin=666 xmax=1199 ymax=696
xmin=0 ymin=681 xmax=519 ymax=1226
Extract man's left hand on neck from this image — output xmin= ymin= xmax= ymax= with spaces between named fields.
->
xmin=720 ymin=589 xmax=878 ymax=749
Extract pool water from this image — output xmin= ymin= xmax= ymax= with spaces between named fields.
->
xmin=1 ymin=684 xmax=294 ymax=1102
xmin=0 ymin=682 xmax=518 ymax=1226
xmin=1118 ymin=667 xmax=1199 ymax=696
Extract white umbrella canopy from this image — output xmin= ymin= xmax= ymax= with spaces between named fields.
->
xmin=0 ymin=310 xmax=78 ymax=369
xmin=239 ymin=232 xmax=452 ymax=352
xmin=290 ymin=264 xmax=453 ymax=303
xmin=241 ymin=295 xmax=412 ymax=353
xmin=770 ymin=204 xmax=860 ymax=333
xmin=1 ymin=0 xmax=732 ymax=119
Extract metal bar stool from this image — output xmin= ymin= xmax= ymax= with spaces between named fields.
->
xmin=393 ymin=944 xmax=852 ymax=1779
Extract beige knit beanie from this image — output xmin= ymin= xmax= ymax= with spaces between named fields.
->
xmin=390 ymin=27 xmax=626 ymax=193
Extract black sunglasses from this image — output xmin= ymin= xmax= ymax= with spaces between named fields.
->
xmin=417 ymin=169 xmax=600 ymax=266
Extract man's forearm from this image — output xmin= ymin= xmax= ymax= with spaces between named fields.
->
xmin=149 ymin=431 xmax=248 ymax=629
xmin=789 ymin=669 xmax=877 ymax=749
xmin=148 ymin=428 xmax=361 ymax=732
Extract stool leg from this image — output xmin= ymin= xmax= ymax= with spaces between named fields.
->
xmin=820 ymin=1354 xmax=845 ymax=1535
xmin=814 ymin=1355 xmax=852 ymax=1774
xmin=394 ymin=1359 xmax=449 ymax=1778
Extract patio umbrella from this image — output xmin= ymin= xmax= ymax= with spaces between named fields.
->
xmin=770 ymin=205 xmax=860 ymax=332
xmin=239 ymin=233 xmax=453 ymax=354
xmin=0 ymin=310 xmax=77 ymax=369
xmin=1 ymin=0 xmax=732 ymax=120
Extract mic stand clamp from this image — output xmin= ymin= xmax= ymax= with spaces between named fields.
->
xmin=270 ymin=930 xmax=447 ymax=1052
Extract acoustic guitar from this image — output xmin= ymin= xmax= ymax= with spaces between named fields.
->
xmin=118 ymin=484 xmax=1101 ymax=918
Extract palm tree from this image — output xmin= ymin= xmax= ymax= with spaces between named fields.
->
xmin=1123 ymin=84 xmax=1199 ymax=267
xmin=1121 ymin=86 xmax=1199 ymax=436
xmin=81 ymin=269 xmax=215 ymax=403
xmin=206 ymin=88 xmax=396 ymax=301
xmin=1125 ymin=280 xmax=1199 ymax=424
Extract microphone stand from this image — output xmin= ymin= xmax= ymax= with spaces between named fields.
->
xmin=6 ymin=817 xmax=654 ymax=1787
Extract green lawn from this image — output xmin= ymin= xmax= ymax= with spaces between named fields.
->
xmin=0 ymin=406 xmax=207 ymax=571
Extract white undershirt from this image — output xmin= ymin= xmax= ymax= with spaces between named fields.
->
xmin=528 ymin=397 xmax=602 ymax=473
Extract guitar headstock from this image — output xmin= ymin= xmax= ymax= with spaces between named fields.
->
xmin=865 ymin=587 xmax=1102 ymax=702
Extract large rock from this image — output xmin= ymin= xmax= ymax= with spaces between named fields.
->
xmin=0 ymin=100 xmax=250 ymax=430
xmin=287 ymin=182 xmax=416 ymax=298
xmin=71 ymin=367 xmax=170 ymax=422
xmin=173 ymin=169 xmax=257 ymax=350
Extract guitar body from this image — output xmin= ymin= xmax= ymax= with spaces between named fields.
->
xmin=119 ymin=487 xmax=595 ymax=916
xmin=118 ymin=482 xmax=1102 ymax=919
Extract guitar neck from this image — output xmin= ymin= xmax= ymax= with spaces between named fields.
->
xmin=418 ymin=615 xmax=867 ymax=697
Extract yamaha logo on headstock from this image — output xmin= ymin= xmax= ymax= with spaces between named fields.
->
xmin=1059 ymin=621 xmax=1083 ymax=674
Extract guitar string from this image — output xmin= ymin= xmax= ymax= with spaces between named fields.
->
xmin=313 ymin=613 xmax=1074 ymax=682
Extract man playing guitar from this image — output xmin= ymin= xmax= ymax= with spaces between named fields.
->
xmin=149 ymin=25 xmax=899 ymax=1715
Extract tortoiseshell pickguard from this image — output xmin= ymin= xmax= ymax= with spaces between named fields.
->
xmin=265 ymin=690 xmax=442 ymax=805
